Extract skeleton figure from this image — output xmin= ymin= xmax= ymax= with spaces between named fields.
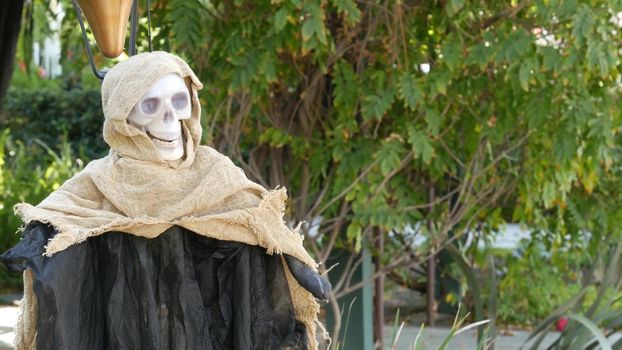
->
xmin=1 ymin=52 xmax=329 ymax=350
xmin=127 ymin=73 xmax=190 ymax=161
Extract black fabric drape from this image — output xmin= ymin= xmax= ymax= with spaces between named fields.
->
xmin=1 ymin=222 xmax=308 ymax=350
xmin=0 ymin=0 xmax=24 ymax=103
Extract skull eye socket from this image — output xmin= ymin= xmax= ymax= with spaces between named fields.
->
xmin=141 ymin=98 xmax=161 ymax=115
xmin=171 ymin=92 xmax=189 ymax=110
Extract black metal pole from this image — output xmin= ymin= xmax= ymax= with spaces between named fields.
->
xmin=147 ymin=0 xmax=153 ymax=52
xmin=71 ymin=0 xmax=105 ymax=80
xmin=129 ymin=0 xmax=138 ymax=56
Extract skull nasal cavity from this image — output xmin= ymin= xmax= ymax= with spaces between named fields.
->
xmin=163 ymin=110 xmax=173 ymax=123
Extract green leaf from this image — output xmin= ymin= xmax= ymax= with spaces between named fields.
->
xmin=259 ymin=127 xmax=290 ymax=147
xmin=553 ymin=132 xmax=577 ymax=163
xmin=542 ymin=181 xmax=556 ymax=208
xmin=274 ymin=7 xmax=288 ymax=32
xmin=302 ymin=3 xmax=327 ymax=44
xmin=447 ymin=0 xmax=464 ymax=16
xmin=519 ymin=62 xmax=531 ymax=91
xmin=587 ymin=41 xmax=613 ymax=77
xmin=466 ymin=43 xmax=494 ymax=68
xmin=361 ymin=90 xmax=395 ymax=120
xmin=377 ymin=140 xmax=403 ymax=175
xmin=332 ymin=142 xmax=348 ymax=161
xmin=562 ymin=46 xmax=580 ymax=72
xmin=407 ymin=126 xmax=435 ymax=164
xmin=541 ymin=47 xmax=561 ymax=72
xmin=346 ymin=223 xmax=362 ymax=252
xmin=167 ymin=0 xmax=207 ymax=50
xmin=497 ymin=30 xmax=533 ymax=63
xmin=331 ymin=0 xmax=361 ymax=25
xmin=524 ymin=93 xmax=551 ymax=128
xmin=425 ymin=108 xmax=442 ymax=137
xmin=442 ymin=34 xmax=462 ymax=71
xmin=430 ymin=70 xmax=452 ymax=96
xmin=510 ymin=30 xmax=533 ymax=58
xmin=572 ymin=5 xmax=595 ymax=45
xmin=259 ymin=53 xmax=278 ymax=83
xmin=333 ymin=61 xmax=358 ymax=109
xmin=398 ymin=73 xmax=423 ymax=110
xmin=229 ymin=49 xmax=259 ymax=91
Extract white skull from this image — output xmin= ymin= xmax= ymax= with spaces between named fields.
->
xmin=127 ymin=73 xmax=191 ymax=161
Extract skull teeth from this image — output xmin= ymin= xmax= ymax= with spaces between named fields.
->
xmin=147 ymin=131 xmax=180 ymax=148
xmin=147 ymin=132 xmax=177 ymax=142
xmin=152 ymin=137 xmax=179 ymax=148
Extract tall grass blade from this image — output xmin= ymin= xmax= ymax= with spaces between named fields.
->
xmin=391 ymin=321 xmax=405 ymax=350
xmin=455 ymin=319 xmax=491 ymax=336
xmin=438 ymin=309 xmax=483 ymax=350
xmin=476 ymin=327 xmax=491 ymax=350
xmin=390 ymin=308 xmax=401 ymax=347
xmin=411 ymin=324 xmax=424 ymax=350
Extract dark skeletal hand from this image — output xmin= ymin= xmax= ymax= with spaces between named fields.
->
xmin=284 ymin=255 xmax=332 ymax=301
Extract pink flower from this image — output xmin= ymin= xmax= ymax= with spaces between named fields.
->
xmin=556 ymin=317 xmax=568 ymax=332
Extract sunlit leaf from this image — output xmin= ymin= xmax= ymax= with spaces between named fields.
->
xmin=398 ymin=73 xmax=423 ymax=110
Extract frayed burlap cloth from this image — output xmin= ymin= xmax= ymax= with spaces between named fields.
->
xmin=13 ymin=51 xmax=325 ymax=349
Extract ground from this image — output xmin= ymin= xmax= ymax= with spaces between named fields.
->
xmin=382 ymin=325 xmax=560 ymax=349
xmin=0 ymin=304 xmax=561 ymax=350
xmin=0 ymin=307 xmax=16 ymax=350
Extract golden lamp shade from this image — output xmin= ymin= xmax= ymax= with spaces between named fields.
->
xmin=76 ymin=0 xmax=133 ymax=58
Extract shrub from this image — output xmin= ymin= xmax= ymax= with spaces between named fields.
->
xmin=1 ymin=86 xmax=107 ymax=159
xmin=0 ymin=130 xmax=83 ymax=292
xmin=496 ymin=241 xmax=587 ymax=326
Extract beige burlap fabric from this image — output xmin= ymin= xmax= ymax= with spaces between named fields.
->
xmin=14 ymin=51 xmax=322 ymax=349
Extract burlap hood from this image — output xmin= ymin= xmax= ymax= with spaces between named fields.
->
xmin=13 ymin=51 xmax=322 ymax=348
xmin=101 ymin=51 xmax=203 ymax=167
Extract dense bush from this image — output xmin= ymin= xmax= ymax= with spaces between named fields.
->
xmin=0 ymin=85 xmax=99 ymax=293
xmin=496 ymin=241 xmax=587 ymax=326
xmin=1 ymin=86 xmax=107 ymax=159
xmin=0 ymin=130 xmax=83 ymax=292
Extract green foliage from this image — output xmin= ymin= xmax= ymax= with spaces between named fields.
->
xmin=523 ymin=239 xmax=622 ymax=349
xmin=1 ymin=86 xmax=107 ymax=159
xmin=164 ymin=2 xmax=617 ymax=224
xmin=0 ymin=130 xmax=83 ymax=292
xmin=35 ymin=0 xmax=622 ymax=242
xmin=123 ymin=2 xmax=622 ymax=318
xmin=9 ymin=65 xmax=62 ymax=90
xmin=398 ymin=73 xmax=423 ymax=111
xmin=496 ymin=241 xmax=587 ymax=326
xmin=0 ymin=85 xmax=101 ymax=292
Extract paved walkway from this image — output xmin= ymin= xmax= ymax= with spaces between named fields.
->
xmin=0 ymin=307 xmax=17 ymax=350
xmin=0 ymin=305 xmax=561 ymax=349
xmin=382 ymin=325 xmax=560 ymax=349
